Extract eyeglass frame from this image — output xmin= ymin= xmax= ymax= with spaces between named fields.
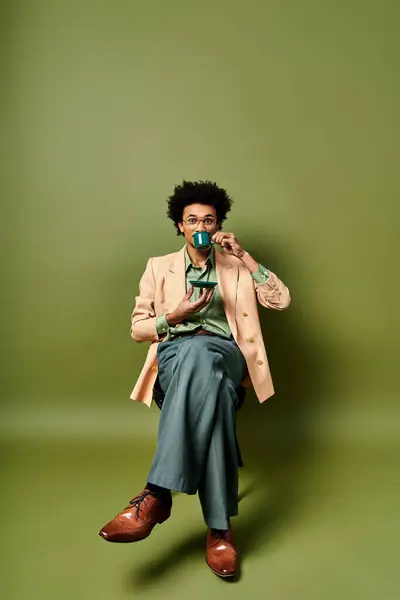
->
xmin=181 ymin=217 xmax=218 ymax=229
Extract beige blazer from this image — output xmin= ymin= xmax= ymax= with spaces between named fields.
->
xmin=130 ymin=246 xmax=290 ymax=407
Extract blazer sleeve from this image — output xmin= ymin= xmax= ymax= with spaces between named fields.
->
xmin=130 ymin=258 xmax=159 ymax=342
xmin=252 ymin=270 xmax=291 ymax=310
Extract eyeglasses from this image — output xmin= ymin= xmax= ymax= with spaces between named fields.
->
xmin=182 ymin=217 xmax=217 ymax=229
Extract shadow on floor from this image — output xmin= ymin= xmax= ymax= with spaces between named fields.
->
xmin=126 ymin=529 xmax=244 ymax=589
xmin=125 ymin=478 xmax=293 ymax=590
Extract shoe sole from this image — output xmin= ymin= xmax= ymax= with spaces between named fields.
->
xmin=206 ymin=559 xmax=238 ymax=578
xmin=99 ymin=533 xmax=149 ymax=543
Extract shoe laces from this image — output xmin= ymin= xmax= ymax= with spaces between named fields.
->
xmin=128 ymin=490 xmax=152 ymax=518
xmin=211 ymin=528 xmax=230 ymax=541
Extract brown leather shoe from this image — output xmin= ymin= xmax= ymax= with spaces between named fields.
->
xmin=206 ymin=523 xmax=238 ymax=577
xmin=99 ymin=489 xmax=172 ymax=543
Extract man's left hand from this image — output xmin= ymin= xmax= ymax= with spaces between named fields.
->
xmin=212 ymin=231 xmax=245 ymax=258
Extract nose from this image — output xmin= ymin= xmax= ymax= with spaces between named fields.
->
xmin=195 ymin=221 xmax=206 ymax=232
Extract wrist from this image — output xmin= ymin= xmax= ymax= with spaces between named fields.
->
xmin=239 ymin=251 xmax=259 ymax=274
xmin=166 ymin=311 xmax=180 ymax=326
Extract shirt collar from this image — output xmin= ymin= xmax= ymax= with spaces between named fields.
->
xmin=185 ymin=246 xmax=215 ymax=271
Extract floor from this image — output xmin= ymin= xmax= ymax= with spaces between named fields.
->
xmin=3 ymin=401 xmax=399 ymax=600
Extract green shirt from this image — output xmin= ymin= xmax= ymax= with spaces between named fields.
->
xmin=156 ymin=247 xmax=270 ymax=341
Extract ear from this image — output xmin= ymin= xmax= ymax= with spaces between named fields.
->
xmin=178 ymin=222 xmax=184 ymax=234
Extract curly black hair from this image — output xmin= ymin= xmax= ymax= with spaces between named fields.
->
xmin=167 ymin=180 xmax=233 ymax=235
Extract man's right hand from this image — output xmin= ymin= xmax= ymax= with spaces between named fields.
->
xmin=166 ymin=286 xmax=215 ymax=326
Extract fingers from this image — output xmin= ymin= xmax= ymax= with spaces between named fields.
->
xmin=199 ymin=288 xmax=214 ymax=302
xmin=212 ymin=231 xmax=235 ymax=245
xmin=206 ymin=288 xmax=214 ymax=301
xmin=202 ymin=288 xmax=215 ymax=305
xmin=191 ymin=287 xmax=214 ymax=309
xmin=185 ymin=285 xmax=194 ymax=299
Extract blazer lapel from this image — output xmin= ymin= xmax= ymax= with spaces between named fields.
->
xmin=215 ymin=250 xmax=238 ymax=339
xmin=164 ymin=246 xmax=186 ymax=313
xmin=163 ymin=247 xmax=238 ymax=339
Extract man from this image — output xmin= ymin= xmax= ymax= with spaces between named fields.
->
xmin=99 ymin=180 xmax=290 ymax=578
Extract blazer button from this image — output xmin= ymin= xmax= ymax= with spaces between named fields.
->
xmin=247 ymin=338 xmax=255 ymax=343
xmin=243 ymin=312 xmax=248 ymax=317
xmin=257 ymin=360 xmax=263 ymax=365
xmin=151 ymin=365 xmax=158 ymax=372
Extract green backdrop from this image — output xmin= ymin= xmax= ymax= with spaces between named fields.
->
xmin=3 ymin=1 xmax=399 ymax=599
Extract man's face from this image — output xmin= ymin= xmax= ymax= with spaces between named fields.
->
xmin=178 ymin=204 xmax=219 ymax=247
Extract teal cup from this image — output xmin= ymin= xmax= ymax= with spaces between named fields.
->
xmin=193 ymin=231 xmax=214 ymax=250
